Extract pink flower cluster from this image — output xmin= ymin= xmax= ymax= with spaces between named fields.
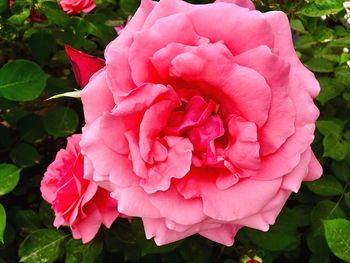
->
xmin=42 ymin=0 xmax=322 ymax=245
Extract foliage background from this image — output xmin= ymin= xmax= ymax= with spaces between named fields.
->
xmin=0 ymin=0 xmax=350 ymax=262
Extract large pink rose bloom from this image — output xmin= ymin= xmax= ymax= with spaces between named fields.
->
xmin=80 ymin=0 xmax=322 ymax=246
xmin=60 ymin=0 xmax=95 ymax=15
xmin=41 ymin=134 xmax=118 ymax=243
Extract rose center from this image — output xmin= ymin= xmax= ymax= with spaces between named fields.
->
xmin=165 ymin=95 xmax=228 ymax=168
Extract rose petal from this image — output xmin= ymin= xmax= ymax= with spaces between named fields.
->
xmin=81 ymin=70 xmax=114 ymax=125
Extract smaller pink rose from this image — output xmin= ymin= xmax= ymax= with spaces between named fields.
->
xmin=60 ymin=0 xmax=95 ymax=15
xmin=41 ymin=134 xmax=118 ymax=243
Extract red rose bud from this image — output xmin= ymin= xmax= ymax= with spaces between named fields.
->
xmin=64 ymin=44 xmax=105 ymax=88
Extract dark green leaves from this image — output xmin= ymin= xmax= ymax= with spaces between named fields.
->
xmin=18 ymin=229 xmax=66 ymax=263
xmin=41 ymin=1 xmax=70 ymax=27
xmin=44 ymin=107 xmax=79 ymax=138
xmin=305 ymin=58 xmax=334 ymax=73
xmin=317 ymin=119 xmax=350 ymax=160
xmin=0 ymin=204 xmax=5 ymax=244
xmin=29 ymin=32 xmax=55 ymax=62
xmin=245 ymin=208 xmax=300 ymax=251
xmin=8 ymin=10 xmax=30 ymax=25
xmin=10 ymin=143 xmax=41 ymax=168
xmin=0 ymin=164 xmax=21 ymax=196
xmin=120 ymin=0 xmax=141 ymax=15
xmin=0 ymin=60 xmax=47 ymax=101
xmin=306 ymin=176 xmax=343 ymax=196
xmin=300 ymin=0 xmax=344 ymax=17
xmin=324 ymin=219 xmax=350 ymax=262
xmin=65 ymin=239 xmax=103 ymax=263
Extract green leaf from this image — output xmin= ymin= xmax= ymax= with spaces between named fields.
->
xmin=324 ymin=219 xmax=350 ymax=262
xmin=290 ymin=18 xmax=307 ymax=33
xmin=19 ymin=229 xmax=66 ymax=263
xmin=311 ymin=200 xmax=346 ymax=232
xmin=323 ymin=133 xmax=348 ymax=161
xmin=295 ymin=35 xmax=317 ymax=49
xmin=65 ymin=238 xmax=103 ymax=263
xmin=345 ymin=192 xmax=350 ymax=209
xmin=305 ymin=58 xmax=334 ymax=73
xmin=41 ymin=1 xmax=70 ymax=27
xmin=327 ymin=36 xmax=350 ymax=48
xmin=300 ymin=0 xmax=344 ymax=17
xmin=179 ymin=236 xmax=213 ymax=263
xmin=84 ymin=16 xmax=115 ymax=45
xmin=331 ymin=161 xmax=349 ymax=182
xmin=14 ymin=210 xmax=41 ymax=233
xmin=245 ymin=208 xmax=300 ymax=251
xmin=306 ymin=176 xmax=343 ymax=196
xmin=0 ymin=60 xmax=47 ymax=101
xmin=0 ymin=0 xmax=9 ymax=14
xmin=0 ymin=163 xmax=21 ymax=196
xmin=10 ymin=143 xmax=41 ymax=168
xmin=316 ymin=77 xmax=346 ymax=105
xmin=44 ymin=107 xmax=79 ymax=138
xmin=309 ymin=254 xmax=331 ymax=263
xmin=8 ymin=9 xmax=30 ymax=25
xmin=120 ymin=0 xmax=140 ymax=15
xmin=17 ymin=115 xmax=47 ymax=143
xmin=0 ymin=204 xmax=5 ymax=244
xmin=343 ymin=92 xmax=350 ymax=102
xmin=336 ymin=68 xmax=350 ymax=86
xmin=0 ymin=125 xmax=15 ymax=152
xmin=29 ymin=31 xmax=54 ymax=62
xmin=317 ymin=119 xmax=344 ymax=136
xmin=39 ymin=202 xmax=55 ymax=229
xmin=307 ymin=230 xmax=330 ymax=255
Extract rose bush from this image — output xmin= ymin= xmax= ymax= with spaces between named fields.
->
xmin=41 ymin=134 xmax=119 ymax=243
xmin=60 ymin=0 xmax=95 ymax=15
xmin=79 ymin=0 xmax=322 ymax=246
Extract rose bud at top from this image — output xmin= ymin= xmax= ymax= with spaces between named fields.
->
xmin=79 ymin=0 xmax=322 ymax=246
xmin=60 ymin=0 xmax=95 ymax=15
xmin=41 ymin=134 xmax=119 ymax=243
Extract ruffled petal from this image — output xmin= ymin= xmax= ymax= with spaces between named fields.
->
xmin=81 ymin=70 xmax=115 ymax=125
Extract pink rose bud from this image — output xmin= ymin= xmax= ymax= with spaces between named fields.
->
xmin=78 ymin=0 xmax=322 ymax=246
xmin=41 ymin=134 xmax=119 ymax=243
xmin=60 ymin=0 xmax=95 ymax=15
xmin=65 ymin=44 xmax=105 ymax=88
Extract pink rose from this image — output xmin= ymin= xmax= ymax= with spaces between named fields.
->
xmin=60 ymin=0 xmax=95 ymax=15
xmin=80 ymin=0 xmax=322 ymax=246
xmin=41 ymin=134 xmax=118 ymax=243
